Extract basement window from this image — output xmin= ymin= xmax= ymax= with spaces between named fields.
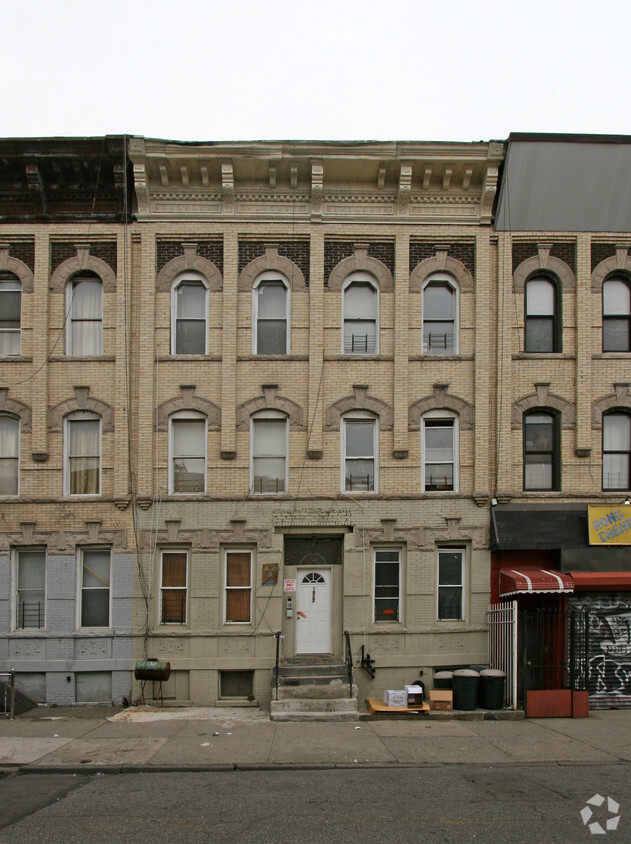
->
xmin=219 ymin=670 xmax=254 ymax=700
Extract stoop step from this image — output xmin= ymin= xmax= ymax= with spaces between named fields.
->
xmin=270 ymin=658 xmax=359 ymax=721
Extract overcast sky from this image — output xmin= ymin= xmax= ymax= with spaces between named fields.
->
xmin=5 ymin=0 xmax=631 ymax=143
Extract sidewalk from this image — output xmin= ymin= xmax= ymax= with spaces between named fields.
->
xmin=1 ymin=705 xmax=631 ymax=772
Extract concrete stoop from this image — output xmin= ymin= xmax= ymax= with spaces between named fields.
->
xmin=271 ymin=658 xmax=359 ymax=721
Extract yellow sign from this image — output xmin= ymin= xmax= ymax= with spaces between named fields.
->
xmin=588 ymin=505 xmax=631 ymax=545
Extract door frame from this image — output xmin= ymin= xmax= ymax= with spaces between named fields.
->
xmin=295 ymin=566 xmax=332 ymax=654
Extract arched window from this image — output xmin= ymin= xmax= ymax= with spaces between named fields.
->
xmin=603 ymin=277 xmax=631 ymax=353
xmin=0 ymin=272 xmax=21 ymax=356
xmin=253 ymin=272 xmax=290 ymax=355
xmin=422 ymin=275 xmax=459 ymax=355
xmin=64 ymin=411 xmax=101 ymax=495
xmin=66 ymin=272 xmax=103 ymax=356
xmin=251 ymin=410 xmax=288 ymax=493
xmin=342 ymin=412 xmax=378 ymax=492
xmin=0 ymin=415 xmax=19 ymax=495
xmin=171 ymin=273 xmax=208 ymax=355
xmin=422 ymin=410 xmax=459 ymax=492
xmin=342 ymin=274 xmax=379 ymax=354
xmin=169 ymin=411 xmax=207 ymax=494
xmin=603 ymin=412 xmax=631 ymax=491
xmin=523 ymin=411 xmax=559 ymax=491
xmin=525 ymin=277 xmax=559 ymax=353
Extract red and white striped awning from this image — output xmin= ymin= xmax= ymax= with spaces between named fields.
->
xmin=499 ymin=567 xmax=574 ymax=597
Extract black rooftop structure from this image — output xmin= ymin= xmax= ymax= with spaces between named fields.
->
xmin=0 ymin=136 xmax=133 ymax=223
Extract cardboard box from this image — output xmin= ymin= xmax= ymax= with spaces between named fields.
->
xmin=404 ymin=684 xmax=424 ymax=705
xmin=384 ymin=689 xmax=408 ymax=707
xmin=429 ymin=690 xmax=453 ymax=711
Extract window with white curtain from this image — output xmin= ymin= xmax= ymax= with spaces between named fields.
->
xmin=172 ymin=274 xmax=208 ymax=354
xmin=251 ymin=412 xmax=288 ymax=493
xmin=342 ymin=414 xmax=377 ymax=492
xmin=0 ymin=272 xmax=21 ymax=355
xmin=603 ymin=413 xmax=631 ymax=491
xmin=67 ymin=273 xmax=103 ymax=356
xmin=15 ymin=550 xmax=45 ymax=629
xmin=80 ymin=549 xmax=111 ymax=628
xmin=525 ymin=277 xmax=558 ymax=353
xmin=0 ymin=415 xmax=19 ymax=495
xmin=342 ymin=275 xmax=379 ymax=354
xmin=65 ymin=412 xmax=101 ymax=495
xmin=423 ymin=276 xmax=458 ymax=354
xmin=253 ymin=274 xmax=290 ymax=354
xmin=169 ymin=412 xmax=207 ymax=494
xmin=603 ymin=277 xmax=631 ymax=352
xmin=422 ymin=412 xmax=458 ymax=491
xmin=523 ymin=411 xmax=558 ymax=491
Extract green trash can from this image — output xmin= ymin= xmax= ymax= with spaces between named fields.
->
xmin=433 ymin=671 xmax=453 ymax=689
xmin=479 ymin=669 xmax=506 ymax=710
xmin=452 ymin=669 xmax=480 ymax=710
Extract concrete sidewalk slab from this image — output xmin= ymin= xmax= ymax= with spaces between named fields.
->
xmin=86 ymin=719 xmax=187 ymax=739
xmin=369 ymin=720 xmax=476 ymax=738
xmin=466 ymin=720 xmax=619 ymax=763
xmin=270 ymin=722 xmax=394 ymax=764
xmin=31 ymin=737 xmax=168 ymax=767
xmin=0 ymin=718 xmax=101 ymax=738
xmin=149 ymin=723 xmax=277 ymax=766
xmin=379 ymin=734 xmax=513 ymax=765
xmin=527 ymin=712 xmax=631 ymax=761
xmin=0 ymin=737 xmax=74 ymax=765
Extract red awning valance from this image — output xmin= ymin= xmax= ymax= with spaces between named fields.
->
xmin=568 ymin=571 xmax=631 ymax=591
xmin=499 ymin=567 xmax=574 ymax=597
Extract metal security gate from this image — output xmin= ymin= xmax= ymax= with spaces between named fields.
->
xmin=487 ymin=602 xmax=517 ymax=708
xmin=517 ymin=607 xmax=588 ymax=709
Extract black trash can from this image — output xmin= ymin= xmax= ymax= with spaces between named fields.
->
xmin=452 ymin=669 xmax=480 ymax=710
xmin=479 ymin=669 xmax=506 ymax=710
xmin=433 ymin=671 xmax=453 ymax=690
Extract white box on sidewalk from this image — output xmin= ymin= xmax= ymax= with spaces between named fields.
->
xmin=383 ymin=689 xmax=408 ymax=707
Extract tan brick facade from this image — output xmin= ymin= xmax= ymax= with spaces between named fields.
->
xmin=4 ymin=136 xmax=627 ymax=709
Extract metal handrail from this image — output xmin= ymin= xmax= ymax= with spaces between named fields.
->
xmin=344 ymin=630 xmax=353 ymax=699
xmin=274 ymin=631 xmax=283 ymax=701
xmin=0 ymin=669 xmax=15 ymax=719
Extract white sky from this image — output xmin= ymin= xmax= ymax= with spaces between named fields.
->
xmin=5 ymin=0 xmax=631 ymax=143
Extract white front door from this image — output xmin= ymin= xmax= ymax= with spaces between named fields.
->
xmin=296 ymin=569 xmax=331 ymax=654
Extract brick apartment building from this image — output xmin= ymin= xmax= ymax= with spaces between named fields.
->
xmin=0 ymin=134 xmax=629 ymax=712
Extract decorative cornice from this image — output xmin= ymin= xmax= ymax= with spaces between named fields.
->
xmin=0 ymin=244 xmax=35 ymax=292
xmin=513 ymin=245 xmax=576 ymax=293
xmin=48 ymin=387 xmax=114 ymax=432
xmin=155 ymin=243 xmax=223 ymax=292
xmin=512 ymin=388 xmax=576 ymax=430
xmin=156 ymin=386 xmax=221 ymax=431
xmin=0 ymin=388 xmax=31 ymax=431
xmin=236 ymin=388 xmax=304 ymax=430
xmin=49 ymin=244 xmax=116 ymax=293
xmin=326 ymin=386 xmax=394 ymax=431
xmin=327 ymin=245 xmax=394 ymax=292
xmin=409 ymin=385 xmax=474 ymax=431
xmin=238 ymin=245 xmax=306 ymax=292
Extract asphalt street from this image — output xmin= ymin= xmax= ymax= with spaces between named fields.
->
xmin=1 ymin=765 xmax=629 ymax=843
